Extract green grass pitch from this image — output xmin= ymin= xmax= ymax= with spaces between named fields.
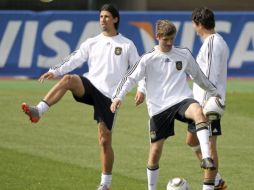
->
xmin=0 ymin=79 xmax=253 ymax=190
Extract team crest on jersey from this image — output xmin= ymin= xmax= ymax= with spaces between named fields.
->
xmin=176 ymin=61 xmax=182 ymax=70
xmin=115 ymin=47 xmax=122 ymax=55
xmin=150 ymin=131 xmax=157 ymax=140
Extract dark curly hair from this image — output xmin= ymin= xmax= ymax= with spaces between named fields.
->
xmin=192 ymin=7 xmax=215 ymax=30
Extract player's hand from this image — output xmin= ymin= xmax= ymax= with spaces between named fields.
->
xmin=110 ymin=99 xmax=122 ymax=113
xmin=135 ymin=91 xmax=145 ymax=106
xmin=38 ymin=72 xmax=55 ymax=83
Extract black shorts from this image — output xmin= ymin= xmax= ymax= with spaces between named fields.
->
xmin=188 ymin=119 xmax=222 ymax=136
xmin=73 ymin=76 xmax=115 ymax=130
xmin=149 ymin=98 xmax=197 ymax=143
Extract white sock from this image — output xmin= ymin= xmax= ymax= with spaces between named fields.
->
xmin=100 ymin=173 xmax=112 ymax=188
xmin=36 ymin=101 xmax=49 ymax=116
xmin=203 ymin=184 xmax=214 ymax=190
xmin=215 ymin=173 xmax=222 ymax=186
xmin=147 ymin=167 xmax=159 ymax=190
xmin=196 ymin=129 xmax=210 ymax=159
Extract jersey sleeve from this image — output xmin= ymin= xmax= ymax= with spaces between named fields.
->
xmin=112 ymin=57 xmax=146 ymax=101
xmin=128 ymin=41 xmax=140 ymax=67
xmin=128 ymin=41 xmax=146 ymax=94
xmin=185 ymin=50 xmax=218 ymax=96
xmin=49 ymin=41 xmax=88 ymax=76
xmin=206 ymin=41 xmax=227 ymax=87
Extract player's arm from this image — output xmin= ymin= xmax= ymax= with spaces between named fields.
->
xmin=111 ymin=58 xmax=146 ymax=111
xmin=185 ymin=50 xmax=218 ymax=96
xmin=127 ymin=41 xmax=146 ymax=106
xmin=206 ymin=42 xmax=228 ymax=89
xmin=135 ymin=77 xmax=146 ymax=106
xmin=39 ymin=42 xmax=88 ymax=83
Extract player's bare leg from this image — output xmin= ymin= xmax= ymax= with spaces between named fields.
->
xmin=147 ymin=139 xmax=164 ymax=190
xmin=22 ymin=74 xmax=84 ymax=123
xmin=209 ymin=137 xmax=227 ymax=190
xmin=98 ymin=122 xmax=113 ymax=189
xmin=186 ymin=131 xmax=202 ymax=160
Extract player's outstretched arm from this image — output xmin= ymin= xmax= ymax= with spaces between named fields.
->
xmin=38 ymin=72 xmax=55 ymax=83
xmin=110 ymin=99 xmax=122 ymax=113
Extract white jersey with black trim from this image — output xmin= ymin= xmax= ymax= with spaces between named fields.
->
xmin=49 ymin=33 xmax=142 ymax=98
xmin=113 ymin=46 xmax=218 ymax=117
xmin=193 ymin=33 xmax=229 ymax=105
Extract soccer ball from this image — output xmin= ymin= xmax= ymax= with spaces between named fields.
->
xmin=203 ymin=96 xmax=225 ymax=121
xmin=167 ymin=177 xmax=189 ymax=190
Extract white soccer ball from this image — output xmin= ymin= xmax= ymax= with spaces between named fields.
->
xmin=203 ymin=96 xmax=225 ymax=121
xmin=167 ymin=177 xmax=189 ymax=190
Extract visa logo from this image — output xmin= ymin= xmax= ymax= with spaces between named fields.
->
xmin=0 ymin=14 xmax=254 ymax=71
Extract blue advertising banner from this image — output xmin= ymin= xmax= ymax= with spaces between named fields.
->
xmin=0 ymin=11 xmax=254 ymax=78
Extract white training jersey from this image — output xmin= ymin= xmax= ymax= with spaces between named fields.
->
xmin=113 ymin=46 xmax=217 ymax=117
xmin=49 ymin=33 xmax=143 ymax=98
xmin=193 ymin=33 xmax=229 ymax=105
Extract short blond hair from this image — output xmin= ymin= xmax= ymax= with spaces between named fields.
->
xmin=156 ymin=20 xmax=176 ymax=37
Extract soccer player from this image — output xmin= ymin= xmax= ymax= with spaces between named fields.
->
xmin=111 ymin=19 xmax=219 ymax=190
xmin=21 ymin=4 xmax=145 ymax=190
xmin=186 ymin=7 xmax=229 ymax=190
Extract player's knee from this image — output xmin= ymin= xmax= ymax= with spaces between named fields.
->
xmin=197 ymin=106 xmax=203 ymax=114
xmin=99 ymin=136 xmax=110 ymax=147
xmin=193 ymin=106 xmax=206 ymax=123
xmin=98 ymin=126 xmax=112 ymax=149
xmin=98 ymin=135 xmax=112 ymax=155
xmin=186 ymin=138 xmax=201 ymax=152
xmin=60 ymin=74 xmax=73 ymax=89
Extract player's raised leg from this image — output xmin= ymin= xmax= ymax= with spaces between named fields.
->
xmin=22 ymin=74 xmax=84 ymax=123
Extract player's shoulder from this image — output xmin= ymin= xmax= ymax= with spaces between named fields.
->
xmin=210 ymin=33 xmax=229 ymax=50
xmin=173 ymin=46 xmax=192 ymax=56
xmin=141 ymin=48 xmax=156 ymax=59
xmin=213 ymin=33 xmax=224 ymax=40
xmin=80 ymin=33 xmax=101 ymax=47
xmin=87 ymin=33 xmax=102 ymax=42
xmin=209 ymin=33 xmax=226 ymax=45
xmin=216 ymin=33 xmax=228 ymax=45
xmin=116 ymin=33 xmax=135 ymax=44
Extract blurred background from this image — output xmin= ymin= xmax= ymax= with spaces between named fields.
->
xmin=0 ymin=0 xmax=254 ymax=11
xmin=0 ymin=0 xmax=254 ymax=78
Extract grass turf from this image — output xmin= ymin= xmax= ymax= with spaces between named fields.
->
xmin=0 ymin=79 xmax=253 ymax=190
